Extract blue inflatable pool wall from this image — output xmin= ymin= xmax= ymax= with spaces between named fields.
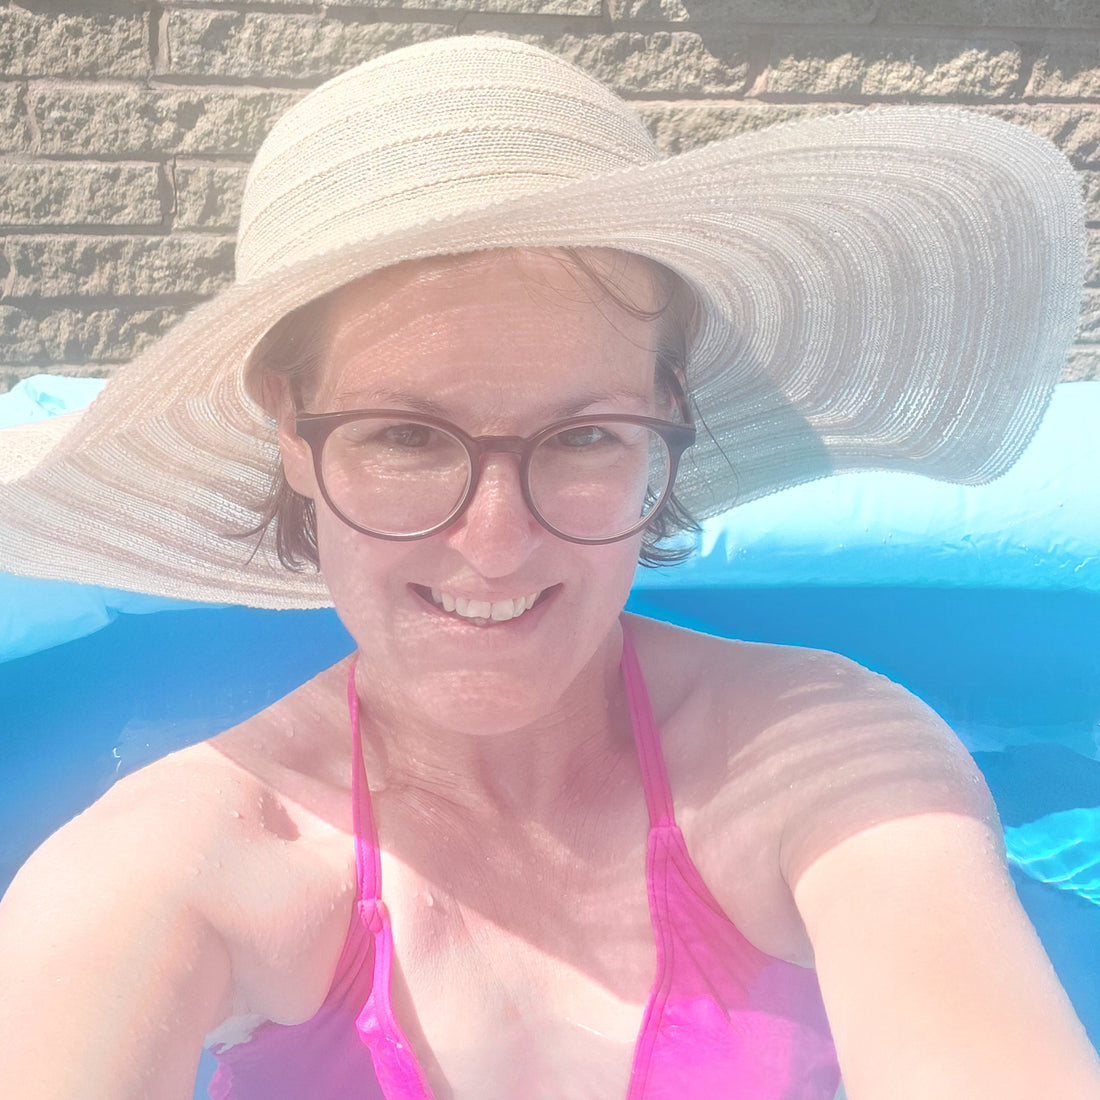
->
xmin=2 ymin=377 xmax=1099 ymax=1092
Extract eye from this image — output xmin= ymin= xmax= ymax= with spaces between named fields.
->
xmin=552 ymin=424 xmax=614 ymax=448
xmin=333 ymin=419 xmax=457 ymax=460
xmin=379 ymin=422 xmax=435 ymax=448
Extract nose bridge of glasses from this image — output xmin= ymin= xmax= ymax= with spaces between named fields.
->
xmin=468 ymin=433 xmax=529 ymax=462
xmin=463 ymin=433 xmax=529 ymax=491
xmin=465 ymin=434 xmax=531 ymax=508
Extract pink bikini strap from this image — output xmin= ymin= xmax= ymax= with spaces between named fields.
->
xmin=347 ymin=658 xmax=382 ymax=904
xmin=620 ymin=626 xmax=676 ymax=830
xmin=346 ymin=659 xmax=436 ymax=1099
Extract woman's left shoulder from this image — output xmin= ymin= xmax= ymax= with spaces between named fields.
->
xmin=625 ymin=610 xmax=954 ymax=745
xmin=625 ymin=610 xmax=982 ymax=790
xmin=624 ymin=612 xmax=996 ymax=958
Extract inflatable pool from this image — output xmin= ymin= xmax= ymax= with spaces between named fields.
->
xmin=2 ymin=376 xmax=1098 ymax=1095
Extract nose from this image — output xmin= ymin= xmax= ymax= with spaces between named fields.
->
xmin=444 ymin=453 xmax=541 ymax=576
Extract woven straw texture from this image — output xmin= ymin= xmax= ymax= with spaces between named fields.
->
xmin=0 ymin=36 xmax=1086 ymax=608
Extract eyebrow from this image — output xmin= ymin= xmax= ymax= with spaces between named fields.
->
xmin=344 ymin=388 xmax=654 ymax=420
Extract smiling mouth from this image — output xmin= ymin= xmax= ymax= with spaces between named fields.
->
xmin=413 ymin=585 xmax=555 ymax=626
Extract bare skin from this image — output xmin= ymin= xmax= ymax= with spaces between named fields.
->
xmin=1 ymin=251 xmax=1098 ymax=1100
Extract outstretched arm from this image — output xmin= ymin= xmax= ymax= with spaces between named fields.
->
xmin=0 ymin=777 xmax=235 ymax=1100
xmin=790 ymin=732 xmax=1100 ymax=1098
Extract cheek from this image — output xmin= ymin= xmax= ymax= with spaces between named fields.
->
xmin=312 ymin=507 xmax=390 ymax=612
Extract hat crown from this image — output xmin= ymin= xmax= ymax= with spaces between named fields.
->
xmin=235 ymin=36 xmax=662 ymax=284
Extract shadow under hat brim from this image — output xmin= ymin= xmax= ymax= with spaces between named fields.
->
xmin=0 ymin=105 xmax=1085 ymax=608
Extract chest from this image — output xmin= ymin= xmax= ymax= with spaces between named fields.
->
xmin=380 ymin=834 xmax=658 ymax=1099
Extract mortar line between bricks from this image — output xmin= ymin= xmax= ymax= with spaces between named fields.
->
xmin=0 ymin=294 xmax=213 ymax=309
xmin=173 ymin=4 xmax=470 ymax=29
xmin=455 ymin=17 xmax=1100 ymax=39
xmin=18 ymin=82 xmax=38 ymax=153
xmin=741 ymin=30 xmax=774 ymax=100
xmin=845 ymin=22 xmax=1100 ymax=37
xmin=0 ymin=154 xmax=176 ymax=165
xmin=0 ymin=226 xmax=235 ymax=239
xmin=628 ymin=93 xmax=1036 ymax=105
xmin=14 ymin=76 xmax=307 ymax=94
xmin=0 ymin=154 xmax=253 ymax=167
xmin=149 ymin=2 xmax=165 ymax=74
xmin=1017 ymin=98 xmax=1100 ymax=107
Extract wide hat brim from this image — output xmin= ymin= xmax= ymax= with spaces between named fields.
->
xmin=0 ymin=37 xmax=1086 ymax=608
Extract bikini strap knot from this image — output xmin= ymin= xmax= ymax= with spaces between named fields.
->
xmin=358 ymin=898 xmax=386 ymax=934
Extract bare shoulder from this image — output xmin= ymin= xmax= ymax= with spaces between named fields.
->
xmin=1 ymin=656 xmax=357 ymax=1022
xmin=624 ymin=613 xmax=994 ymax=959
xmin=28 ymin=653 xmax=353 ymax=876
xmin=0 ymin=659 xmax=359 ymax=1095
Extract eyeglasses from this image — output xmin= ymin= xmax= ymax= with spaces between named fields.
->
xmin=294 ymin=401 xmax=696 ymax=545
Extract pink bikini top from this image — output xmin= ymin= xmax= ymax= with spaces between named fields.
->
xmin=209 ymin=629 xmax=839 ymax=1099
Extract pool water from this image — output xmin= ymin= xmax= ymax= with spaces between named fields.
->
xmin=1 ymin=584 xmax=1098 ymax=1094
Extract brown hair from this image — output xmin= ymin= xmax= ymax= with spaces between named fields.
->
xmin=246 ymin=249 xmax=701 ymax=568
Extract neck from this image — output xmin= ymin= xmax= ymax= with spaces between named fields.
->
xmin=351 ymin=622 xmax=634 ymax=826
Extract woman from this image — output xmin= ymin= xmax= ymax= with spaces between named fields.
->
xmin=0 ymin=35 xmax=1098 ymax=1100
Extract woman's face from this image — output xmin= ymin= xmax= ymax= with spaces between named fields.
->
xmin=279 ymin=250 xmax=665 ymax=734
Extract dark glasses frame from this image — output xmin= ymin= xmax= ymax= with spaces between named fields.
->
xmin=294 ymin=385 xmax=696 ymax=545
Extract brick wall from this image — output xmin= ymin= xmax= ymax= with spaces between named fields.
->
xmin=2 ymin=1 xmax=1099 ymax=390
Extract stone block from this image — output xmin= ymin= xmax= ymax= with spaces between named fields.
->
xmin=0 ymin=163 xmax=163 ymax=228
xmin=0 ymin=305 xmax=184 ymax=365
xmin=761 ymin=35 xmax=1021 ymax=99
xmin=609 ymin=0 xmax=874 ymax=21
xmin=0 ymin=83 xmax=26 ymax=153
xmin=328 ymin=0 xmax=598 ymax=10
xmin=29 ymin=84 xmax=302 ymax=158
xmin=1077 ymin=289 xmax=1100 ymax=341
xmin=636 ymin=101 xmax=848 ymax=154
xmin=167 ymin=0 xmax=309 ymax=4
xmin=520 ymin=31 xmax=750 ymax=95
xmin=982 ymin=106 xmax=1100 ymax=168
xmin=0 ymin=362 xmax=110 ymax=394
xmin=162 ymin=11 xmax=453 ymax=80
xmin=875 ymin=0 xmax=1100 ymax=29
xmin=1027 ymin=44 xmax=1100 ymax=99
xmin=1063 ymin=347 xmax=1100 ymax=381
xmin=1086 ymin=229 xmax=1100 ymax=287
xmin=173 ymin=163 xmax=249 ymax=230
xmin=1082 ymin=170 xmax=1100 ymax=212
xmin=0 ymin=8 xmax=149 ymax=79
xmin=2 ymin=235 xmax=235 ymax=298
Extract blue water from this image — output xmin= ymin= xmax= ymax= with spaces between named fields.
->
xmin=1 ymin=584 xmax=1098 ymax=1092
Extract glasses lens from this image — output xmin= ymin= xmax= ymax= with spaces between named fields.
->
xmin=320 ymin=417 xmax=471 ymax=536
xmin=528 ymin=421 xmax=672 ymax=541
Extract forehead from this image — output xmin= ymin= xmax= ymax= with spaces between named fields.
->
xmin=314 ymin=249 xmax=662 ymax=412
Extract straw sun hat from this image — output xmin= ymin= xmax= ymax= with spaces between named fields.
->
xmin=0 ymin=35 xmax=1086 ymax=608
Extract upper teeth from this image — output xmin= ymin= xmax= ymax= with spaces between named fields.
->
xmin=430 ymin=588 xmax=540 ymax=622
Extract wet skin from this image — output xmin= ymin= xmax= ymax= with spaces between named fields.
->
xmin=2 ymin=250 xmax=1098 ymax=1100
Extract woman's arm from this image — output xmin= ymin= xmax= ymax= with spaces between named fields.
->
xmin=792 ymin=773 xmax=1100 ymax=1098
xmin=0 ymin=778 xmax=236 ymax=1100
xmin=672 ymin=632 xmax=1100 ymax=1098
